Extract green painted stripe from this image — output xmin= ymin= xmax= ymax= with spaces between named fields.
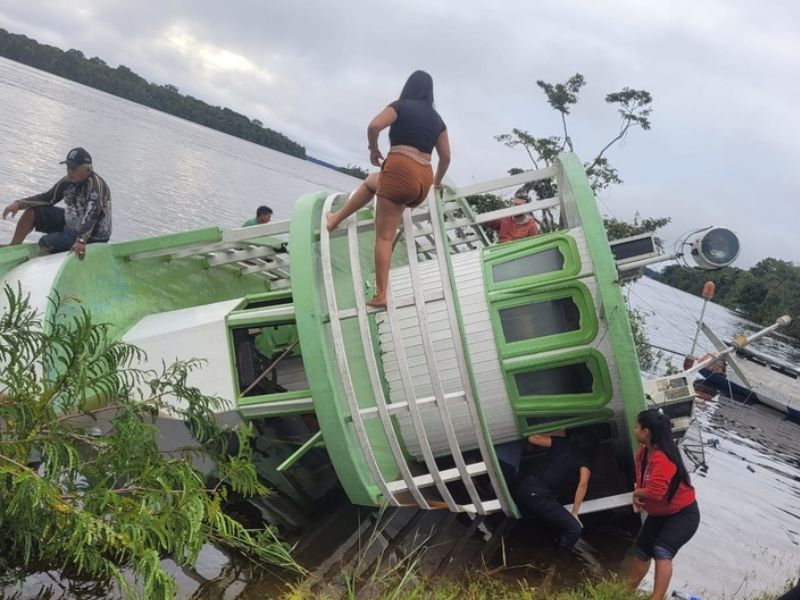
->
xmin=276 ymin=430 xmax=325 ymax=473
xmin=111 ymin=227 xmax=223 ymax=258
xmin=237 ymin=389 xmax=312 ymax=407
xmin=289 ymin=191 xmax=381 ymax=507
xmin=557 ymin=152 xmax=647 ymax=455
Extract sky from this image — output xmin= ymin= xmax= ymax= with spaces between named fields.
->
xmin=1 ymin=0 xmax=799 ymax=267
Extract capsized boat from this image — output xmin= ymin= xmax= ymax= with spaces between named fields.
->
xmin=0 ymin=152 xmax=737 ymax=517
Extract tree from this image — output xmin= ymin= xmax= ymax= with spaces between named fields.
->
xmin=0 ymin=286 xmax=302 ymax=599
xmin=496 ymin=73 xmax=652 ymax=193
xmin=495 ymin=75 xmax=669 ymax=371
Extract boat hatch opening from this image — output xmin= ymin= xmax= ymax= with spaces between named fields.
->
xmin=226 ymin=302 xmax=312 ymax=419
xmin=226 ymin=300 xmax=338 ymax=503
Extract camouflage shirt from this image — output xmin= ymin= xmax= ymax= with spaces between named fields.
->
xmin=18 ymin=172 xmax=112 ymax=241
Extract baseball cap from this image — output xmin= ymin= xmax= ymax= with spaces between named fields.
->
xmin=59 ymin=147 xmax=92 ymax=169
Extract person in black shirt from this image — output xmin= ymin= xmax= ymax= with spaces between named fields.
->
xmin=515 ymin=429 xmax=597 ymax=549
xmin=326 ymin=70 xmax=451 ymax=308
xmin=2 ymin=147 xmax=111 ymax=260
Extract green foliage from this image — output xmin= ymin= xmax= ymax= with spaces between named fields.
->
xmin=658 ymin=258 xmax=800 ymax=340
xmin=0 ymin=286 xmax=302 ymax=599
xmin=496 ymin=73 xmax=653 ymax=193
xmin=603 ymin=214 xmax=672 ymax=243
xmin=0 ymin=28 xmax=305 ymax=159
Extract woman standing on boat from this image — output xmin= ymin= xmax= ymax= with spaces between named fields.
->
xmin=326 ymin=70 xmax=451 ymax=308
xmin=629 ymin=408 xmax=700 ymax=600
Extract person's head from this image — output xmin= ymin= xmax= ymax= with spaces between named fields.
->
xmin=513 ymin=193 xmax=531 ymax=207
xmin=60 ymin=147 xmax=93 ymax=183
xmin=399 ymin=70 xmax=435 ymax=104
xmin=636 ymin=408 xmax=691 ymax=500
xmin=256 ymin=205 xmax=273 ymax=224
xmin=569 ymin=428 xmax=600 ymax=466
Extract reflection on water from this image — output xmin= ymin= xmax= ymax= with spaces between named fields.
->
xmin=1 ymin=60 xmax=799 ymax=599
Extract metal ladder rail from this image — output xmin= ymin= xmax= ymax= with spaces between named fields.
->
xmin=344 ymin=206 xmax=431 ymax=509
xmin=392 ymin=206 xmax=487 ymax=511
xmin=427 ymin=190 xmax=512 ymax=516
xmin=319 ymin=192 xmax=400 ymax=506
xmin=379 ymin=210 xmax=461 ymax=511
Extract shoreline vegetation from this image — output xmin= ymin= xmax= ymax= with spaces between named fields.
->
xmin=651 ymin=260 xmax=800 ymax=344
xmin=0 ymin=28 xmax=368 ymax=180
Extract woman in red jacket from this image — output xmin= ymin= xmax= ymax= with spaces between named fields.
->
xmin=629 ymin=408 xmax=700 ymax=600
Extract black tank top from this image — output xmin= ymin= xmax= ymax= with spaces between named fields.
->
xmin=388 ymin=99 xmax=446 ymax=154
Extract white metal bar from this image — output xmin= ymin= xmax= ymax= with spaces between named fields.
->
xmin=564 ymin=492 xmax=631 ymax=515
xmin=206 ymin=245 xmax=278 ymax=267
xmin=346 ymin=209 xmax=431 ymax=509
xmin=402 ymin=204 xmax=485 ymax=513
xmin=358 ymin=391 xmax=465 ymax=417
xmin=445 ymin=165 xmax=558 ymax=200
xmin=385 ymin=462 xmax=487 ymax=493
xmin=336 ymin=289 xmax=446 ymax=320
xmin=428 ymin=190 xmax=512 ymax=516
xmin=319 ymin=192 xmax=399 ymax=506
xmin=383 ymin=210 xmax=459 ymax=510
xmin=238 ymin=398 xmax=314 ymax=417
xmin=239 ymin=257 xmax=291 ymax=275
xmin=128 ymin=241 xmax=240 ymax=262
xmin=459 ymin=499 xmax=502 ymax=514
xmin=222 ymin=220 xmax=291 ymax=242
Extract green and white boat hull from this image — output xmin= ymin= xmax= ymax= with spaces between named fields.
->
xmin=0 ymin=153 xmax=694 ymax=517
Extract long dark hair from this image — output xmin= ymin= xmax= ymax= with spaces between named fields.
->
xmin=399 ymin=70 xmax=434 ymax=104
xmin=637 ymin=409 xmax=691 ymax=501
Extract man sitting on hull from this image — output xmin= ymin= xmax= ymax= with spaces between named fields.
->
xmin=2 ymin=147 xmax=111 ymax=261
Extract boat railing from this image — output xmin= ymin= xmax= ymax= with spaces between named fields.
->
xmin=312 ymin=162 xmax=562 ymax=516
xmin=321 ymin=187 xmax=511 ymax=514
xmin=116 ymin=221 xmax=293 ymax=288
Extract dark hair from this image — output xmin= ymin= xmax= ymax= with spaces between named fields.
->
xmin=637 ymin=409 xmax=691 ymax=502
xmin=569 ymin=428 xmax=600 ymax=467
xmin=256 ymin=205 xmax=273 ymax=217
xmin=514 ymin=193 xmax=531 ymax=203
xmin=399 ymin=70 xmax=434 ymax=104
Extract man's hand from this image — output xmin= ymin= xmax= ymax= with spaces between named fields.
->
xmin=71 ymin=240 xmax=87 ymax=261
xmin=2 ymin=201 xmax=20 ymax=220
xmin=571 ymin=511 xmax=583 ymax=527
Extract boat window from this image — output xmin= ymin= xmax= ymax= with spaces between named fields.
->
xmin=492 ymin=247 xmax=564 ymax=282
xmin=499 ymin=297 xmax=580 ymax=343
xmin=514 ymin=363 xmax=593 ymax=396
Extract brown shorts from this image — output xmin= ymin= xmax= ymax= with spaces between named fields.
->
xmin=376 ymin=152 xmax=433 ymax=208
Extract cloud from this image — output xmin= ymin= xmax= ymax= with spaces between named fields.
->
xmin=1 ymin=0 xmax=799 ymax=267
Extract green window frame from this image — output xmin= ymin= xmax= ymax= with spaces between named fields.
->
xmin=489 ymin=281 xmax=598 ymax=357
xmin=502 ymin=348 xmax=613 ymax=424
xmin=482 ymin=233 xmax=582 ymax=291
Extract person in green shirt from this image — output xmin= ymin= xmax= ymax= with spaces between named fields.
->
xmin=242 ymin=205 xmax=272 ymax=227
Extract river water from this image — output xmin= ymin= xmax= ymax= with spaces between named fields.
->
xmin=1 ymin=59 xmax=798 ymax=599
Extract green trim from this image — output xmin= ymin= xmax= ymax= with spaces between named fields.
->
xmin=226 ymin=304 xmax=296 ymax=327
xmin=234 ymin=289 xmax=293 ymax=310
xmin=557 ymin=152 xmax=647 ymax=453
xmin=0 ymin=244 xmax=39 ymax=274
xmin=482 ymin=234 xmax=581 ymax=291
xmin=520 ymin=409 xmax=615 ymax=437
xmin=431 ymin=194 xmax=520 ymax=518
xmin=289 ymin=191 xmax=383 ymax=507
xmin=111 ymin=227 xmax=222 ymax=258
xmin=488 ymin=281 xmax=598 ymax=358
xmin=503 ymin=348 xmax=613 ymax=421
xmin=276 ymin=430 xmax=325 ymax=472
xmin=237 ymin=389 xmax=312 ymax=407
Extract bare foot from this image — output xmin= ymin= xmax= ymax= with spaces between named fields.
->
xmin=365 ymin=296 xmax=387 ymax=308
xmin=326 ymin=212 xmax=340 ymax=232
